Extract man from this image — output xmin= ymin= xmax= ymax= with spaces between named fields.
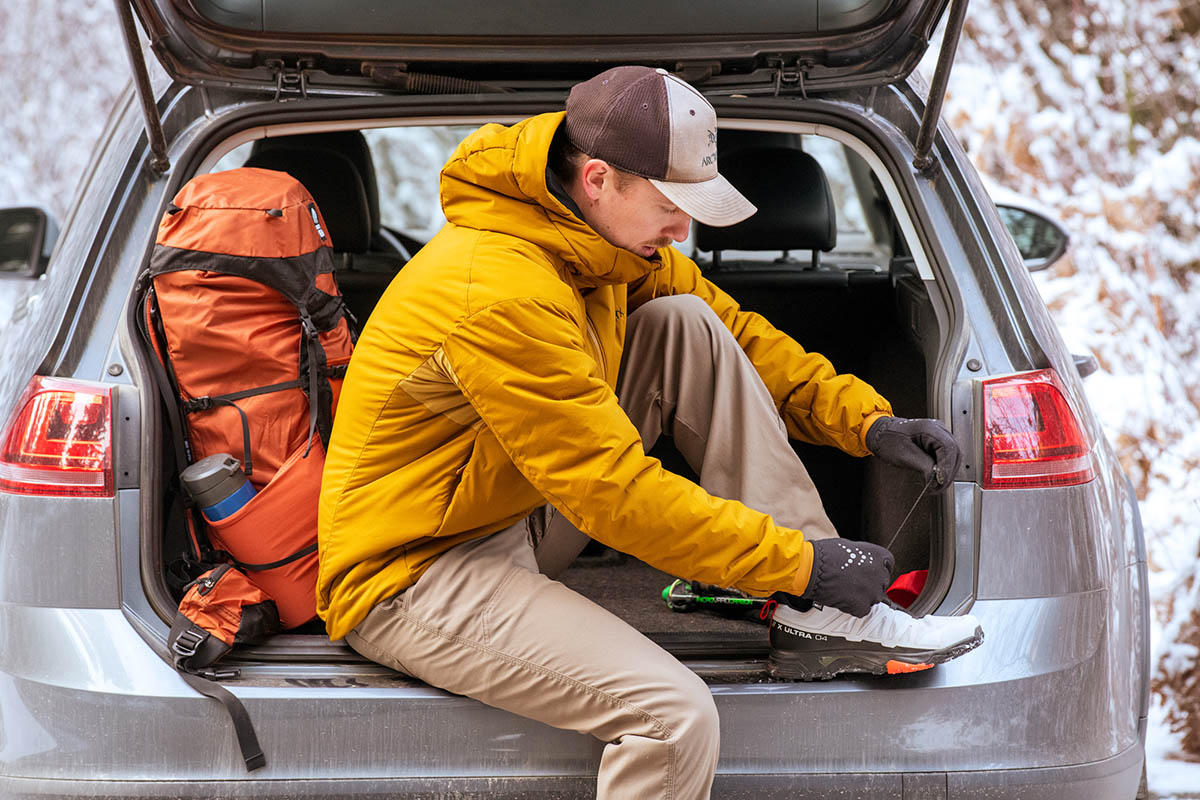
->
xmin=318 ymin=66 xmax=983 ymax=798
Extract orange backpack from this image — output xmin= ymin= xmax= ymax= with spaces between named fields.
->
xmin=139 ymin=167 xmax=357 ymax=771
xmin=141 ymin=166 xmax=355 ymax=629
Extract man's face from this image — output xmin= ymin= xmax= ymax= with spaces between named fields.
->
xmin=577 ymin=163 xmax=693 ymax=258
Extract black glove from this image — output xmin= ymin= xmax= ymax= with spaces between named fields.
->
xmin=865 ymin=416 xmax=961 ymax=493
xmin=796 ymin=538 xmax=894 ymax=618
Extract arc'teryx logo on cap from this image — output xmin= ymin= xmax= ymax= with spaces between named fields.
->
xmin=701 ymin=130 xmax=717 ymax=167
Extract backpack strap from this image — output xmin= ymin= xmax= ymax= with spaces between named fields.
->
xmin=169 ymin=614 xmax=267 ymax=767
xmin=298 ymin=311 xmax=333 ymax=455
xmin=169 ymin=619 xmax=266 ymax=772
xmin=167 ymin=566 xmax=279 ymax=772
xmin=232 ymin=541 xmax=318 ymax=572
xmin=169 ymin=618 xmax=265 ymax=771
xmin=180 ymin=388 xmax=293 ymax=479
xmin=136 ymin=272 xmax=207 ymax=561
xmin=176 ymin=670 xmax=266 ymax=772
xmin=180 ymin=361 xmax=346 ymax=476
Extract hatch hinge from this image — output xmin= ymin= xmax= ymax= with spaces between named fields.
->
xmin=912 ymin=0 xmax=971 ymax=173
xmin=769 ymin=57 xmax=814 ymax=99
xmin=267 ymin=58 xmax=315 ymax=101
xmin=114 ymin=0 xmax=169 ymax=174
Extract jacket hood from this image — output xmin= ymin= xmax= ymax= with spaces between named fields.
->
xmin=439 ymin=111 xmax=660 ymax=287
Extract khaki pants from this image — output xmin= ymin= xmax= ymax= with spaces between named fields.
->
xmin=346 ymin=295 xmax=837 ymax=799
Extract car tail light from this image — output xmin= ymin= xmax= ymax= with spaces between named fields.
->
xmin=0 ymin=376 xmax=113 ymax=497
xmin=982 ymin=369 xmax=1095 ymax=489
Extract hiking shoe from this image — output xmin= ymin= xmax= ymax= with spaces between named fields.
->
xmin=767 ymin=601 xmax=984 ymax=680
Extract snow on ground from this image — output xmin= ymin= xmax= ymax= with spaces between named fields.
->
xmin=3 ymin=0 xmax=1200 ymax=796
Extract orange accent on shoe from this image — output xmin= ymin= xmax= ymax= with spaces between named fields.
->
xmin=886 ymin=660 xmax=934 ymax=674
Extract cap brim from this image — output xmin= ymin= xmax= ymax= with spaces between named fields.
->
xmin=649 ymin=172 xmax=756 ymax=228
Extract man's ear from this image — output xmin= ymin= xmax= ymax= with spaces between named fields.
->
xmin=578 ymin=158 xmax=613 ymax=202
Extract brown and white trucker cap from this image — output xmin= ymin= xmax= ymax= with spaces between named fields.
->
xmin=565 ymin=66 xmax=756 ymax=228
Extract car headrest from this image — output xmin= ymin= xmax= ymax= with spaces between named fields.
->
xmin=242 ymin=147 xmax=372 ymax=254
xmin=694 ymin=147 xmax=836 ymax=255
xmin=248 ymin=131 xmax=381 ymax=236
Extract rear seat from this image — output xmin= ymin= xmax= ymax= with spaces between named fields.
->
xmin=243 ymin=133 xmax=405 ymax=326
xmin=696 ymin=145 xmax=839 ymax=271
xmin=692 ymin=139 xmax=913 ymax=376
xmin=692 ymin=141 xmax=894 ymax=349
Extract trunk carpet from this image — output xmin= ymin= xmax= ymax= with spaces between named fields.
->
xmin=559 ymin=550 xmax=768 ymax=638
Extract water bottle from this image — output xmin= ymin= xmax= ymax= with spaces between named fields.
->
xmin=180 ymin=453 xmax=257 ymax=522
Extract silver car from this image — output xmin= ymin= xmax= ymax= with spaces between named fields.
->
xmin=0 ymin=0 xmax=1148 ymax=797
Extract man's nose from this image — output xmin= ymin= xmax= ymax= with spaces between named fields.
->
xmin=667 ymin=212 xmax=691 ymax=242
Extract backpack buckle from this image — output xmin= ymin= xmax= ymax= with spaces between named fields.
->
xmin=182 ymin=396 xmax=214 ymax=413
xmin=171 ymin=626 xmax=205 ymax=659
xmin=199 ymin=666 xmax=241 ymax=680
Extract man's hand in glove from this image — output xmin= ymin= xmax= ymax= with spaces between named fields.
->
xmin=865 ymin=416 xmax=962 ymax=493
xmin=794 ymin=538 xmax=894 ymax=618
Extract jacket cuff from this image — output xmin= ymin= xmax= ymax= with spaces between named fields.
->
xmin=859 ymin=411 xmax=892 ymax=452
xmin=789 ymin=539 xmax=816 ymax=595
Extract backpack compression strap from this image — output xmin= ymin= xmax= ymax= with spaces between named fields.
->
xmin=169 ymin=602 xmax=269 ymax=771
xmin=176 ymin=670 xmax=267 ymax=772
xmin=298 ymin=310 xmax=336 ymax=456
xmin=180 ymin=361 xmax=348 ymax=477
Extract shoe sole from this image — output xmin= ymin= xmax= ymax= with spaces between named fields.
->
xmin=766 ymin=626 xmax=985 ymax=681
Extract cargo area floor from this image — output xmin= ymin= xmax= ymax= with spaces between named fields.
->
xmin=558 ymin=549 xmax=770 ymax=656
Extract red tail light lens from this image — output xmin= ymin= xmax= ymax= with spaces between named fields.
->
xmin=982 ymin=369 xmax=1095 ymax=489
xmin=0 ymin=376 xmax=113 ymax=497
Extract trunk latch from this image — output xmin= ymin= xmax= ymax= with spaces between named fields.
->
xmin=267 ymin=58 xmax=315 ymax=101
xmin=768 ymin=57 xmax=814 ymax=99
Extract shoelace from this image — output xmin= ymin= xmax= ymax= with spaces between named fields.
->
xmin=882 ymin=473 xmax=938 ymax=555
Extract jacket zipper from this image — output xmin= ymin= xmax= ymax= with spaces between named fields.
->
xmin=584 ymin=313 xmax=609 ymax=381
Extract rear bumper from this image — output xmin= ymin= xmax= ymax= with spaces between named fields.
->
xmin=0 ymin=740 xmax=1145 ymax=799
xmin=0 ymin=583 xmax=1147 ymax=797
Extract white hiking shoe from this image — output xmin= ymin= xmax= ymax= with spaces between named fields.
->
xmin=767 ymin=601 xmax=984 ymax=680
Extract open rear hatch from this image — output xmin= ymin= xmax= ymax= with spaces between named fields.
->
xmin=129 ymin=0 xmax=951 ymax=93
xmin=123 ymin=0 xmax=967 ymax=176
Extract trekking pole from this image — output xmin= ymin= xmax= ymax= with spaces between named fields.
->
xmin=662 ymin=579 xmax=771 ymax=616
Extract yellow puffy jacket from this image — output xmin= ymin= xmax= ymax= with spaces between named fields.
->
xmin=316 ymin=111 xmax=892 ymax=640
